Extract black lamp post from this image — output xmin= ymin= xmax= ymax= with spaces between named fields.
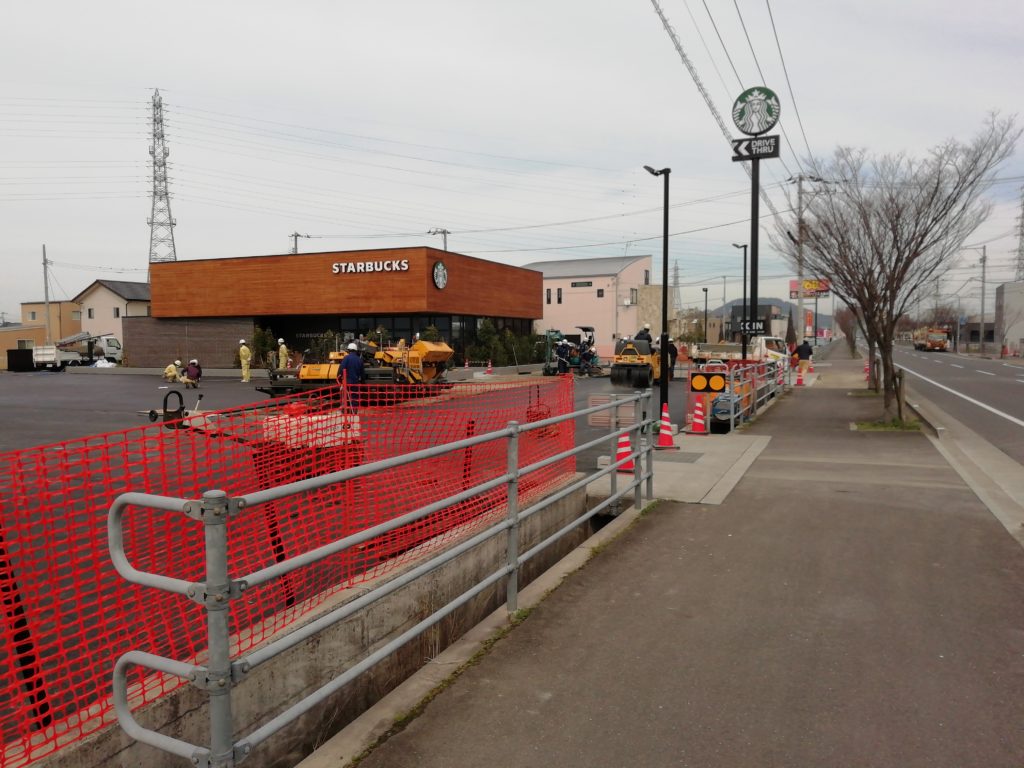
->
xmin=643 ymin=165 xmax=671 ymax=407
xmin=732 ymin=243 xmax=747 ymax=357
xmin=702 ymin=287 xmax=709 ymax=343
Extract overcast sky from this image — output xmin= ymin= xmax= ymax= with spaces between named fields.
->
xmin=2 ymin=0 xmax=1022 ymax=324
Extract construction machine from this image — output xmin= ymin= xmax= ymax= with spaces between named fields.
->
xmin=609 ymin=337 xmax=661 ymax=388
xmin=257 ymin=338 xmax=454 ymax=397
xmin=542 ymin=326 xmax=603 ymax=376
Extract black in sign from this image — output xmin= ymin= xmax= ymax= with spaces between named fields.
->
xmin=731 ymin=135 xmax=780 ymax=162
xmin=740 ymin=320 xmax=765 ymax=334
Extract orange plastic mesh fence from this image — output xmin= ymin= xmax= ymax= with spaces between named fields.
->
xmin=0 ymin=378 xmax=574 ymax=766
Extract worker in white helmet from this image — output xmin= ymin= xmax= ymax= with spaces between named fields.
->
xmin=635 ymin=323 xmax=652 ymax=343
xmin=277 ymin=337 xmax=289 ymax=370
xmin=238 ymin=339 xmax=252 ymax=382
xmin=163 ymin=359 xmax=182 ymax=383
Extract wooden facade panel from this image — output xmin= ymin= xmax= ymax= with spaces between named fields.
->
xmin=151 ymin=248 xmax=541 ymax=319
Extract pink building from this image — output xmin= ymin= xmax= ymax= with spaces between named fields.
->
xmin=523 ymin=255 xmax=658 ymax=358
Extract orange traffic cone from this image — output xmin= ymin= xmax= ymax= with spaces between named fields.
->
xmin=614 ymin=433 xmax=635 ymax=472
xmin=809 ymin=358 xmax=815 ymax=373
xmin=486 ymin=359 xmax=493 ymax=375
xmin=690 ymin=397 xmax=707 ymax=435
xmin=654 ymin=402 xmax=679 ymax=450
xmin=796 ymin=367 xmax=804 ymax=386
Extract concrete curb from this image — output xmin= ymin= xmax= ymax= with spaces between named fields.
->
xmin=296 ymin=500 xmax=650 ymax=768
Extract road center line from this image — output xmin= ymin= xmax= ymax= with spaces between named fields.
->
xmin=977 ymin=370 xmax=995 ymax=376
xmin=951 ymin=364 xmax=964 ymax=368
xmin=898 ymin=363 xmax=1024 ymax=429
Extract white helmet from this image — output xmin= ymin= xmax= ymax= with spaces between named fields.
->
xmin=278 ymin=338 xmax=284 ymax=344
xmin=347 ymin=342 xmax=358 ymax=350
xmin=174 ymin=360 xmax=181 ymax=366
xmin=239 ymin=339 xmax=246 ymax=344
xmin=644 ymin=323 xmax=651 ymax=329
xmin=189 ymin=359 xmax=198 ymax=365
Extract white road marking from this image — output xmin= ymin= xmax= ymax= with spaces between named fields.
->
xmin=977 ymin=370 xmax=995 ymax=376
xmin=951 ymin=364 xmax=964 ymax=369
xmin=899 ymin=363 xmax=1024 ymax=428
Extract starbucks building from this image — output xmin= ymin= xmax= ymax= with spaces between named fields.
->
xmin=125 ymin=247 xmax=541 ymax=368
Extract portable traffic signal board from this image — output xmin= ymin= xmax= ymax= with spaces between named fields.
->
xmin=690 ymin=372 xmax=727 ymax=393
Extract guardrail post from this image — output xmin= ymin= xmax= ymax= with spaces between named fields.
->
xmin=633 ymin=395 xmax=643 ymax=507
xmin=609 ymin=394 xmax=619 ymax=514
xmin=645 ymin=391 xmax=654 ymax=499
xmin=199 ymin=490 xmax=235 ymax=768
xmin=505 ymin=421 xmax=520 ymax=614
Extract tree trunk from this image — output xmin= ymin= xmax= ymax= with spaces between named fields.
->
xmin=879 ymin=339 xmax=897 ymax=422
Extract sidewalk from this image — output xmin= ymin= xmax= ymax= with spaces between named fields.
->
xmin=302 ymin=348 xmax=1024 ymax=768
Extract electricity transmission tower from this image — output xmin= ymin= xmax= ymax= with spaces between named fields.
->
xmin=148 ymin=89 xmax=177 ymax=263
xmin=1016 ymin=187 xmax=1024 ymax=281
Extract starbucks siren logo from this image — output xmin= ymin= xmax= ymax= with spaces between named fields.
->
xmin=732 ymin=87 xmax=781 ymax=136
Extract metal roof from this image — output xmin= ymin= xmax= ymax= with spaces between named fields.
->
xmin=521 ymin=255 xmax=651 ymax=278
xmin=72 ymin=280 xmax=150 ymax=303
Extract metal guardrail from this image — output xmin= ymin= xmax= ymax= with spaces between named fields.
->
xmin=108 ymin=390 xmax=655 ymax=767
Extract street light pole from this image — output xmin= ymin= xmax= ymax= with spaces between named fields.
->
xmin=644 ymin=165 xmax=671 ymax=407
xmin=732 ymin=243 xmax=747 ymax=357
xmin=702 ymin=288 xmax=709 ymax=343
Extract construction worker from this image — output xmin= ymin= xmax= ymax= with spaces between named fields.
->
xmin=238 ymin=339 xmax=252 ymax=383
xmin=340 ymin=342 xmax=365 ymax=410
xmin=163 ymin=360 xmax=182 ymax=383
xmin=277 ymin=338 xmax=289 ymax=369
xmin=795 ymin=338 xmax=813 ymax=376
xmin=635 ymin=323 xmax=652 ymax=342
xmin=183 ymin=359 xmax=202 ymax=388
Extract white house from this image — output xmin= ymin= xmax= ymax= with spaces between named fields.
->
xmin=995 ymin=280 xmax=1024 ymax=356
xmin=72 ymin=280 xmax=151 ymax=339
xmin=523 ymin=255 xmax=659 ymax=357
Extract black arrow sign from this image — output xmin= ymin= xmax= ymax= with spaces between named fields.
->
xmin=732 ymin=135 xmax=780 ymax=162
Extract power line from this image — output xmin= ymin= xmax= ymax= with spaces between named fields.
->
xmin=764 ymin=0 xmax=815 ymax=163
xmin=731 ymin=0 xmax=801 ymax=176
xmin=464 ymin=209 xmax=792 ymax=254
xmin=166 ymin=102 xmax=621 ymax=173
xmin=701 ymin=0 xmax=743 ymax=85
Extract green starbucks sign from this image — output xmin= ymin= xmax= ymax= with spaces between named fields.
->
xmin=732 ymin=87 xmax=781 ymax=136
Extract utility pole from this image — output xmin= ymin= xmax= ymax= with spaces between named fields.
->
xmin=147 ymin=89 xmax=177 ymax=266
xmin=428 ymin=228 xmax=450 ymax=251
xmin=42 ymin=245 xmax=52 ymax=345
xmin=290 ymin=232 xmax=310 ymax=254
xmin=796 ymin=175 xmax=804 ymax=340
xmin=980 ymin=245 xmax=987 ymax=355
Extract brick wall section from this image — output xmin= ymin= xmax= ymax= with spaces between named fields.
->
xmin=122 ymin=317 xmax=254 ymax=368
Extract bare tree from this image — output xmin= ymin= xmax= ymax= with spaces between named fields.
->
xmin=776 ymin=115 xmax=1019 ymax=420
xmin=834 ymin=306 xmax=859 ymax=355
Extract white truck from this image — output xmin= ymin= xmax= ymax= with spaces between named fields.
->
xmin=33 ymin=333 xmax=123 ymax=371
xmin=690 ymin=336 xmax=789 ymax=365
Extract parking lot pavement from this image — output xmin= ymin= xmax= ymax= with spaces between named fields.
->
xmin=0 ymin=370 xmax=270 ymax=453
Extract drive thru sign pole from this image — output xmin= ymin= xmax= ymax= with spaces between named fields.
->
xmin=748 ymin=157 xmax=759 ymax=360
xmin=730 ymin=87 xmax=782 ymax=359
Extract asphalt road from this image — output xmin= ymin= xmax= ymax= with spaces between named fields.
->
xmin=0 ymin=371 xmax=278 ymax=453
xmin=0 ymin=368 xmax=689 ymax=464
xmin=893 ymin=346 xmax=1024 ymax=465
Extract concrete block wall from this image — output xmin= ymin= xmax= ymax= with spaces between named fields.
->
xmin=122 ymin=317 xmax=254 ymax=368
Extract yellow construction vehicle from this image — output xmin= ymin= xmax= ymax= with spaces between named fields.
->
xmin=609 ymin=337 xmax=661 ymax=388
xmin=373 ymin=339 xmax=453 ymax=384
xmin=258 ymin=338 xmax=454 ymax=397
